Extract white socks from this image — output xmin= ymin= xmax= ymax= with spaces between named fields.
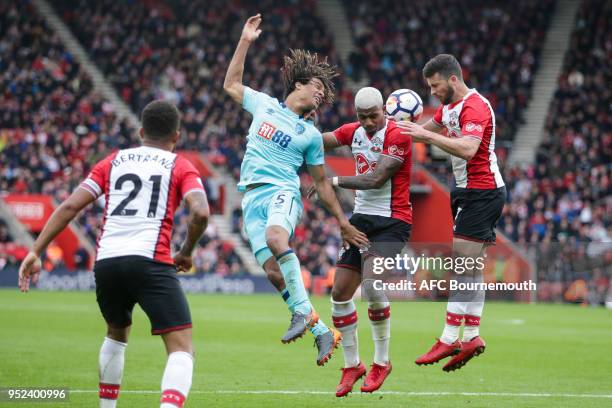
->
xmin=441 ymin=301 xmax=465 ymax=344
xmin=98 ymin=338 xmax=194 ymax=407
xmin=99 ymin=337 xmax=126 ymax=408
xmin=332 ymin=299 xmax=392 ymax=366
xmin=368 ymin=301 xmax=390 ymax=366
xmin=160 ymin=351 xmax=194 ymax=408
xmin=332 ymin=299 xmax=360 ymax=368
xmin=464 ymin=290 xmax=485 ymax=341
xmin=441 ymin=300 xmax=484 ymax=344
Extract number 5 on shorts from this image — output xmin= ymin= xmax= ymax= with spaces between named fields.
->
xmin=271 ymin=191 xmax=295 ymax=216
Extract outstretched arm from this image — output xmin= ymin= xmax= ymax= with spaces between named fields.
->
xmin=18 ymin=187 xmax=96 ymax=291
xmin=397 ymin=121 xmax=480 ymax=160
xmin=223 ymin=14 xmax=262 ymax=104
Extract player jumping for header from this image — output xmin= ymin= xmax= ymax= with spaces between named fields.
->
xmin=223 ymin=14 xmax=369 ymax=366
xmin=308 ymin=87 xmax=413 ymax=396
xmin=397 ymin=54 xmax=506 ymax=372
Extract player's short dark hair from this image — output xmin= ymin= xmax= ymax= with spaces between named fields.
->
xmin=423 ymin=54 xmax=463 ymax=80
xmin=141 ymin=100 xmax=181 ymax=140
xmin=282 ymin=49 xmax=338 ymax=105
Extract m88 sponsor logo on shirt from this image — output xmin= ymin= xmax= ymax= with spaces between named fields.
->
xmin=257 ymin=122 xmax=292 ymax=148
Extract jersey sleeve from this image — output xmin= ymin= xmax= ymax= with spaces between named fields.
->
xmin=382 ymin=127 xmax=412 ymax=162
xmin=332 ymin=122 xmax=360 ymax=146
xmin=305 ymin=129 xmax=325 ymax=166
xmin=80 ymin=152 xmax=116 ymax=198
xmin=175 ymin=157 xmax=206 ymax=199
xmin=242 ymin=86 xmax=271 ymax=115
xmin=459 ymin=101 xmax=489 ymax=140
xmin=432 ymin=104 xmax=444 ymax=126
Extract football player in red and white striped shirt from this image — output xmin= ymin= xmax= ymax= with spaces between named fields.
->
xmin=19 ymin=101 xmax=209 ymax=408
xmin=313 ymin=87 xmax=413 ymax=396
xmin=398 ymin=54 xmax=506 ymax=372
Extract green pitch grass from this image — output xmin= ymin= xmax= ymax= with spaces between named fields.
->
xmin=1 ymin=290 xmax=611 ymax=407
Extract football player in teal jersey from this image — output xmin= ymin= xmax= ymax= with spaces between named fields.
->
xmin=224 ymin=14 xmax=368 ymax=366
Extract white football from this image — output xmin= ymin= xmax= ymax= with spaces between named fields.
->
xmin=385 ymin=89 xmax=423 ymax=122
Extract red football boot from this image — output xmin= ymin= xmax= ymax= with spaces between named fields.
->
xmin=360 ymin=362 xmax=392 ymax=393
xmin=335 ymin=362 xmax=366 ymax=397
xmin=415 ymin=339 xmax=461 ymax=365
xmin=443 ymin=336 xmax=486 ymax=372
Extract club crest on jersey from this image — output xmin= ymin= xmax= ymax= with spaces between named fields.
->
xmin=257 ymin=122 xmax=277 ymax=140
xmin=371 ymin=136 xmax=383 ymax=145
xmin=449 ymin=111 xmax=459 ymax=128
xmin=370 ymin=146 xmax=382 ymax=153
xmin=295 ymin=123 xmax=305 ymax=135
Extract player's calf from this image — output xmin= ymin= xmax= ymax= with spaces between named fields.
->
xmin=160 ymin=329 xmax=194 ymax=408
xmin=99 ymin=336 xmax=127 ymax=408
xmin=160 ymin=351 xmax=193 ymax=408
xmin=262 ymin=257 xmax=285 ymax=291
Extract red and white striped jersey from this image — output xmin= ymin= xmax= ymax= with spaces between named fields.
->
xmin=80 ymin=146 xmax=205 ymax=264
xmin=333 ymin=120 xmax=413 ymax=224
xmin=433 ymin=90 xmax=505 ymax=189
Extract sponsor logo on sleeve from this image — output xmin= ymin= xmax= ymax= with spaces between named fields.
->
xmin=464 ymin=122 xmax=483 ymax=133
xmin=387 ymin=144 xmax=405 ymax=158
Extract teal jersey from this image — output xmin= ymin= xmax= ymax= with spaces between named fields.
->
xmin=237 ymin=87 xmax=325 ymax=193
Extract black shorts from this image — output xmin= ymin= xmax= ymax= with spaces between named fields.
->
xmin=336 ymin=213 xmax=412 ymax=273
xmin=451 ymin=186 xmax=506 ymax=243
xmin=94 ymin=256 xmax=192 ymax=335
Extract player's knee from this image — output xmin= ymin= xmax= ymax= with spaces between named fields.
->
xmin=106 ymin=325 xmax=130 ymax=343
xmin=331 ymin=287 xmax=352 ymax=302
xmin=163 ymin=329 xmax=193 ymax=355
xmin=265 ymin=229 xmax=288 ymax=255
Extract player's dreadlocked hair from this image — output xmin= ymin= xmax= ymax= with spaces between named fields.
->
xmin=281 ymin=49 xmax=338 ymax=105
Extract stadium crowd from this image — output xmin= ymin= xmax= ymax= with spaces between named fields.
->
xmin=501 ymin=0 xmax=610 ymax=304
xmin=0 ymin=1 xmax=243 ymax=274
xmin=55 ymin=0 xmax=356 ymax=180
xmin=342 ymin=0 xmax=555 ymax=145
xmin=499 ymin=0 xmax=610 ymax=247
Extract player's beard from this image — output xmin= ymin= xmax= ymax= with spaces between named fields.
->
xmin=441 ymin=84 xmax=455 ymax=105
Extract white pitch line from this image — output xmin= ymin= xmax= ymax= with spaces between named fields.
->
xmin=70 ymin=390 xmax=612 ymax=398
